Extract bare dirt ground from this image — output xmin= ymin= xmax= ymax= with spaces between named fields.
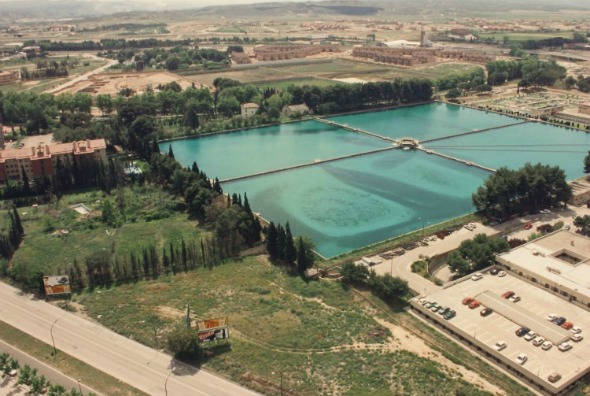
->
xmin=19 ymin=133 xmax=54 ymax=148
xmin=57 ymin=71 xmax=197 ymax=96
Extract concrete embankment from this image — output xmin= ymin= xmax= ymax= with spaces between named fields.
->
xmin=220 ymin=146 xmax=396 ymax=183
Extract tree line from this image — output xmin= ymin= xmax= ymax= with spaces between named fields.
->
xmin=0 ymin=207 xmax=24 ymax=261
xmin=22 ymin=38 xmax=194 ymax=52
xmin=266 ymin=221 xmax=315 ymax=275
xmin=472 ymin=163 xmax=572 ymax=220
xmin=447 ymin=234 xmax=510 ymax=276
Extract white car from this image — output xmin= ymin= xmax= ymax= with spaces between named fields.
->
xmin=516 ymin=353 xmax=528 ymax=365
xmin=532 ymin=337 xmax=545 ymax=347
xmin=541 ymin=341 xmax=553 ymax=351
xmin=509 ymin=295 xmax=521 ymax=303
xmin=571 ymin=326 xmax=582 ymax=334
xmin=493 ymin=341 xmax=507 ymax=351
xmin=558 ymin=342 xmax=573 ymax=352
xmin=471 ymin=272 xmax=483 ymax=281
xmin=571 ymin=334 xmax=583 ymax=342
xmin=547 ymin=314 xmax=558 ymax=322
xmin=498 ymin=271 xmax=506 ymax=277
xmin=524 ymin=331 xmax=537 ymax=341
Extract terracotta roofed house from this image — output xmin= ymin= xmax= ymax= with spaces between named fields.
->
xmin=0 ymin=139 xmax=107 ymax=182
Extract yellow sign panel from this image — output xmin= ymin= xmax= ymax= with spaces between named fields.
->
xmin=197 ymin=317 xmax=227 ymax=331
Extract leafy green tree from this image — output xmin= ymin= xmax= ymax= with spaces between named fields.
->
xmin=96 ymin=94 xmax=114 ymax=116
xmin=448 ymin=234 xmax=510 ymax=276
xmin=339 ymin=262 xmax=369 ymax=284
xmin=167 ymin=326 xmax=202 ymax=360
xmin=445 ymin=88 xmax=461 ymax=99
xmin=565 ymin=76 xmax=577 ymax=90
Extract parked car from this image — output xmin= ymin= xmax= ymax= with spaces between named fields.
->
xmin=524 ymin=331 xmax=537 ymax=341
xmin=547 ymin=313 xmax=558 ymax=322
xmin=471 ymin=272 xmax=483 ymax=281
xmin=489 ymin=268 xmax=499 ymax=275
xmin=548 ymin=372 xmax=562 ymax=383
xmin=480 ymin=308 xmax=493 ymax=317
xmin=462 ymin=297 xmax=473 ymax=305
xmin=468 ymin=300 xmax=481 ymax=309
xmin=493 ymin=341 xmax=507 ymax=351
xmin=524 ymin=223 xmax=533 ymax=230
xmin=502 ymin=291 xmax=515 ymax=299
xmin=443 ymin=310 xmax=456 ymax=320
xmin=430 ymin=303 xmax=440 ymax=312
xmin=424 ymin=302 xmax=433 ymax=309
xmin=571 ymin=326 xmax=582 ymax=334
xmin=558 ymin=342 xmax=572 ymax=352
xmin=541 ymin=341 xmax=553 ymax=351
xmin=438 ymin=306 xmax=450 ymax=315
xmin=533 ymin=337 xmax=545 ymax=346
xmin=509 ymin=295 xmax=521 ymax=303
xmin=562 ymin=322 xmax=574 ymax=330
xmin=515 ymin=353 xmax=528 ymax=365
xmin=571 ymin=334 xmax=583 ymax=342
xmin=553 ymin=317 xmax=566 ymax=326
xmin=498 ymin=270 xmax=506 ymax=277
xmin=515 ymin=327 xmax=530 ymax=337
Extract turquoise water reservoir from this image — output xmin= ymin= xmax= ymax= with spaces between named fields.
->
xmin=424 ymin=122 xmax=590 ymax=180
xmin=163 ymin=104 xmax=589 ymax=258
xmin=162 ymin=121 xmax=390 ymax=180
xmin=328 ymin=102 xmax=522 ymax=141
xmin=224 ymin=151 xmax=489 ymax=258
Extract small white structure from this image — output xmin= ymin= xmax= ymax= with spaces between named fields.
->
xmin=240 ymin=103 xmax=259 ymax=118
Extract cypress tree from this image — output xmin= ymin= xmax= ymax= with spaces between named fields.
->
xmin=266 ymin=222 xmax=278 ymax=259
xmin=168 ymin=145 xmax=175 ymax=159
xmin=297 ymin=237 xmax=308 ymax=274
xmin=284 ymin=222 xmax=296 ymax=266
xmin=181 ymin=239 xmax=188 ymax=271
xmin=276 ymin=224 xmax=286 ymax=262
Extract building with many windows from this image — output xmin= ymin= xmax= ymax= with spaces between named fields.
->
xmin=0 ymin=139 xmax=107 ymax=182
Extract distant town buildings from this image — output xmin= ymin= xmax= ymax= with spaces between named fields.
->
xmin=0 ymin=139 xmax=107 ymax=183
xmin=253 ymin=44 xmax=341 ymax=61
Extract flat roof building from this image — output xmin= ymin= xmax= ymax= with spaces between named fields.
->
xmin=497 ymin=229 xmax=590 ymax=309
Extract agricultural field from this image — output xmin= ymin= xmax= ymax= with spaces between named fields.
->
xmin=77 ymin=256 xmax=508 ymax=396
xmin=180 ymin=59 xmax=483 ymax=90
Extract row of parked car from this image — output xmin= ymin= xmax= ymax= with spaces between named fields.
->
xmin=546 ymin=314 xmax=583 ymax=341
xmin=461 ymin=297 xmax=494 ymax=317
xmin=418 ymin=298 xmax=456 ymax=320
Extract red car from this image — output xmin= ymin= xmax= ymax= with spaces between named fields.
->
xmin=462 ymin=297 xmax=473 ymax=305
xmin=562 ymin=322 xmax=574 ymax=330
xmin=524 ymin=223 xmax=533 ymax=230
xmin=468 ymin=300 xmax=481 ymax=309
xmin=502 ymin=291 xmax=515 ymax=299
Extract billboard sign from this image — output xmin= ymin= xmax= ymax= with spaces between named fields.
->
xmin=196 ymin=317 xmax=229 ymax=343
xmin=43 ymin=276 xmax=71 ymax=297
xmin=196 ymin=317 xmax=227 ymax=330
xmin=198 ymin=327 xmax=230 ymax=343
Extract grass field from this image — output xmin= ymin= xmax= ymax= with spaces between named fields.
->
xmin=7 ymin=187 xmax=206 ymax=281
xmin=0 ymin=320 xmax=146 ymax=396
xmin=77 ymin=256 xmax=498 ymax=395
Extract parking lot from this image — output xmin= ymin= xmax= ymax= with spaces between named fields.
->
xmin=411 ymin=270 xmax=590 ymax=394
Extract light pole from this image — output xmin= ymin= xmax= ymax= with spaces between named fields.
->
xmin=164 ymin=369 xmax=172 ymax=396
xmin=77 ymin=379 xmax=82 ymax=393
xmin=50 ymin=316 xmax=62 ymax=360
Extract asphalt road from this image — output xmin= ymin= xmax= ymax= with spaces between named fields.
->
xmin=0 ymin=282 xmax=259 ymax=396
xmin=371 ymin=205 xmax=587 ymax=296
